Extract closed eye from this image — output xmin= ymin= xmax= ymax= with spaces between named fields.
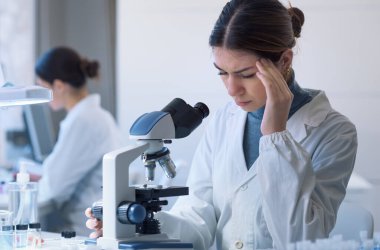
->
xmin=241 ymin=73 xmax=256 ymax=79
xmin=218 ymin=71 xmax=227 ymax=76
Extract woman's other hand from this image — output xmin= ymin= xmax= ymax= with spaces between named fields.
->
xmin=85 ymin=207 xmax=103 ymax=238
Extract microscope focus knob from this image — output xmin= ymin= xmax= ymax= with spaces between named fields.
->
xmin=91 ymin=201 xmax=104 ymax=220
xmin=117 ymin=202 xmax=147 ymax=224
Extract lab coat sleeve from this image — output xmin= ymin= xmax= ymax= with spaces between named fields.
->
xmin=156 ymin=117 xmax=217 ymax=250
xmin=257 ymin=120 xmax=357 ymax=249
xmin=38 ymin=117 xmax=103 ymax=208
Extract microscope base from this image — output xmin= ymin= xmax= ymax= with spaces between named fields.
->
xmin=86 ymin=234 xmax=193 ymax=250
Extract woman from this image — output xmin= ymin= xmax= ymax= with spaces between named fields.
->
xmin=36 ymin=47 xmax=122 ymax=235
xmin=86 ymin=0 xmax=357 ymax=249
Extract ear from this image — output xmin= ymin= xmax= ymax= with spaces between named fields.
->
xmin=52 ymin=79 xmax=66 ymax=93
xmin=278 ymin=49 xmax=293 ymax=73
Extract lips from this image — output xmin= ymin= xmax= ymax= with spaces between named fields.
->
xmin=235 ymin=100 xmax=251 ymax=107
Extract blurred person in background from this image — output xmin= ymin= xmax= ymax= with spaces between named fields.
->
xmin=35 ymin=46 xmax=123 ymax=235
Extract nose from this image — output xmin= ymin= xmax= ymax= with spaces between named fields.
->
xmin=225 ymin=76 xmax=243 ymax=97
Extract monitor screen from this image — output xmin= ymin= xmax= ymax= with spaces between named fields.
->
xmin=23 ymin=103 xmax=57 ymax=163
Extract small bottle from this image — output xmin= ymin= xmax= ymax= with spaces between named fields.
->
xmin=28 ymin=222 xmax=42 ymax=248
xmin=15 ymin=224 xmax=28 ymax=248
xmin=374 ymin=232 xmax=380 ymax=250
xmin=362 ymin=239 xmax=373 ymax=250
xmin=359 ymin=230 xmax=368 ymax=250
xmin=7 ymin=163 xmax=39 ymax=226
xmin=0 ymin=210 xmax=12 ymax=228
xmin=61 ymin=231 xmax=69 ymax=246
xmin=286 ymin=242 xmax=296 ymax=250
xmin=0 ymin=225 xmax=14 ymax=250
xmin=61 ymin=231 xmax=76 ymax=247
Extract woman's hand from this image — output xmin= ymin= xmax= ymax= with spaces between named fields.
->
xmin=256 ymin=58 xmax=293 ymax=135
xmin=85 ymin=207 xmax=103 ymax=238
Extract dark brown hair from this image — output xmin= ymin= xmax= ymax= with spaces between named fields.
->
xmin=35 ymin=47 xmax=100 ymax=89
xmin=209 ymin=0 xmax=304 ymax=62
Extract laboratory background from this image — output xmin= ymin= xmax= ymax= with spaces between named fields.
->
xmin=0 ymin=0 xmax=379 ymax=248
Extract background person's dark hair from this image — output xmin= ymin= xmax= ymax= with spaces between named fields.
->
xmin=209 ymin=0 xmax=305 ymax=62
xmin=35 ymin=47 xmax=100 ymax=89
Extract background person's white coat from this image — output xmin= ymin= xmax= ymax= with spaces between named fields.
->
xmin=38 ymin=94 xmax=123 ymax=235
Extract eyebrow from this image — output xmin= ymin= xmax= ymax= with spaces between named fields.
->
xmin=213 ymin=63 xmax=255 ymax=74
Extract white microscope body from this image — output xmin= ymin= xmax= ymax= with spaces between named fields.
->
xmin=89 ymin=98 xmax=209 ymax=250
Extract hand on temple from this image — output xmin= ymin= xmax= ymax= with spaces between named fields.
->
xmin=256 ymin=58 xmax=293 ymax=135
xmin=85 ymin=207 xmax=103 ymax=238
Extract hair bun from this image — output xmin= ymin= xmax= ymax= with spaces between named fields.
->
xmin=81 ymin=59 xmax=100 ymax=78
xmin=288 ymin=7 xmax=304 ymax=38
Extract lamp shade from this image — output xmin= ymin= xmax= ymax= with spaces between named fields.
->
xmin=0 ymin=84 xmax=52 ymax=107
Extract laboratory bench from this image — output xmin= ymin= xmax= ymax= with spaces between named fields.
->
xmin=0 ymin=171 xmax=377 ymax=250
xmin=39 ymin=231 xmax=89 ymax=249
xmin=0 ymin=231 xmax=90 ymax=249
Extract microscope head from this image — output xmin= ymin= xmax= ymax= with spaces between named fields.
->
xmin=129 ymin=98 xmax=209 ymax=181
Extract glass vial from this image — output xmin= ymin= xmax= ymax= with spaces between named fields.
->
xmin=28 ymin=222 xmax=42 ymax=248
xmin=0 ymin=225 xmax=14 ymax=250
xmin=15 ymin=224 xmax=28 ymax=248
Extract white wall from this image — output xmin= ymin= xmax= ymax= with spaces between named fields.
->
xmin=290 ymin=0 xmax=380 ymax=182
xmin=116 ymin=0 xmax=380 ymax=183
xmin=116 ymin=0 xmax=229 ymax=173
xmin=0 ymin=0 xmax=35 ymax=166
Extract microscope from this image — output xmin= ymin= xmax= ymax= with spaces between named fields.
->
xmin=86 ymin=98 xmax=209 ymax=250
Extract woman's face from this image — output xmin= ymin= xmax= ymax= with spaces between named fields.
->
xmin=213 ymin=47 xmax=273 ymax=112
xmin=36 ymin=77 xmax=64 ymax=111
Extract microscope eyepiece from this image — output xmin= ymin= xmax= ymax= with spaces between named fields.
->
xmin=194 ymin=102 xmax=209 ymax=119
xmin=161 ymin=98 xmax=210 ymax=139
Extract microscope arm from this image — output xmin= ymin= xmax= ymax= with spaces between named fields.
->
xmin=99 ymin=143 xmax=149 ymax=246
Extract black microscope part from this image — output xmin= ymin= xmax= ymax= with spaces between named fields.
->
xmin=61 ymin=231 xmax=76 ymax=238
xmin=143 ymin=147 xmax=170 ymax=161
xmin=161 ymin=98 xmax=210 ymax=138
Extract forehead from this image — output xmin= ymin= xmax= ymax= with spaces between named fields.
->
xmin=213 ymin=47 xmax=260 ymax=70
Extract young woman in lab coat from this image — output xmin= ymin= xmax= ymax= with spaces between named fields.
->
xmin=86 ymin=0 xmax=357 ymax=249
xmin=35 ymin=47 xmax=123 ymax=235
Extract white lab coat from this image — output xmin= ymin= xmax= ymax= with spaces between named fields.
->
xmin=156 ymin=90 xmax=357 ymax=250
xmin=38 ymin=94 xmax=123 ymax=235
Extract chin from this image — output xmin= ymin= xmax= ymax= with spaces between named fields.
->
xmin=240 ymin=107 xmax=251 ymax=112
xmin=242 ymin=105 xmax=261 ymax=113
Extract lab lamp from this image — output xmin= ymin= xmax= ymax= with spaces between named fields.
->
xmin=0 ymin=83 xmax=52 ymax=107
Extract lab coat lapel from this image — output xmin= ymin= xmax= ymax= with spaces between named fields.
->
xmin=287 ymin=111 xmax=308 ymax=142
xmin=228 ymin=108 xmax=259 ymax=192
xmin=230 ymin=109 xmax=250 ymax=177
xmin=287 ymin=90 xmax=332 ymax=142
